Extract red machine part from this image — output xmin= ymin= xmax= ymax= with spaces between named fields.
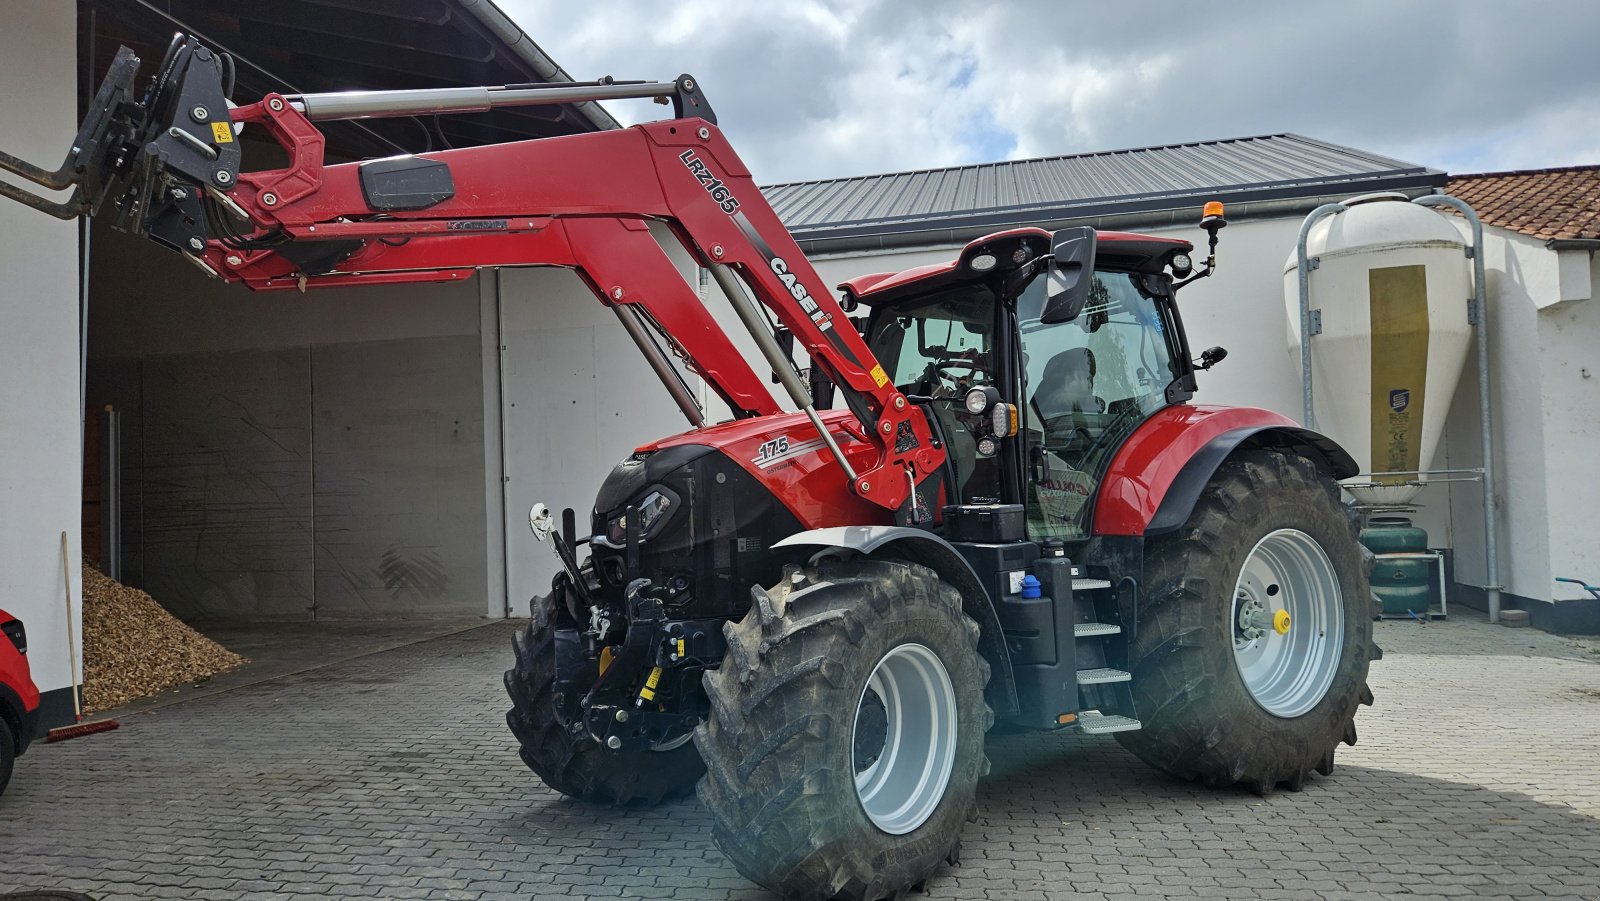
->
xmin=1093 ymin=405 xmax=1298 ymax=536
xmin=642 ymin=410 xmax=908 ymax=528
xmin=208 ymin=107 xmax=934 ymax=511
xmin=0 ymin=607 xmax=40 ymax=724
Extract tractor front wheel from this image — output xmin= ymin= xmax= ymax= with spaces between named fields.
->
xmin=695 ymin=558 xmax=990 ymax=901
xmin=1116 ymin=450 xmax=1375 ymax=794
xmin=504 ymin=585 xmax=704 ymax=805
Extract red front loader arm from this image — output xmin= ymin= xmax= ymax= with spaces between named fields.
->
xmin=0 ymin=37 xmax=939 ymax=514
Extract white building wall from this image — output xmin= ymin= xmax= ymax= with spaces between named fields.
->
xmin=1539 ymin=255 xmax=1598 ymax=599
xmin=0 ymin=2 xmax=81 ymax=725
xmin=490 ymin=224 xmax=779 ymax=614
xmin=1440 ymin=230 xmax=1597 ymax=606
xmin=1443 ymin=230 xmax=1553 ymax=601
xmin=1542 ymin=251 xmax=1599 ymax=599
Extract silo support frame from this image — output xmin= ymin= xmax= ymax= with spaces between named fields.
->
xmin=1292 ymin=194 xmax=1503 ymax=623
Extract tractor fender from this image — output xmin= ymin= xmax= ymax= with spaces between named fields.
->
xmin=1094 ymin=406 xmax=1358 ymax=537
xmin=773 ymin=526 xmax=1020 ymax=716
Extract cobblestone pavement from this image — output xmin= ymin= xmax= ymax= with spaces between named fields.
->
xmin=2 ymin=612 xmax=1598 ymax=900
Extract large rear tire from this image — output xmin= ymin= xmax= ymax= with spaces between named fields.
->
xmin=504 ymin=587 xmax=703 ymax=805
xmin=696 ymin=558 xmax=990 ymax=901
xmin=1115 ymin=450 xmax=1375 ymax=794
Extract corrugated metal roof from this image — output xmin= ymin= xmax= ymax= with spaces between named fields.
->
xmin=762 ymin=134 xmax=1444 ymax=254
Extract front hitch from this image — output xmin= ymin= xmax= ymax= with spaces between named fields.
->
xmin=0 ymin=35 xmax=240 ymax=257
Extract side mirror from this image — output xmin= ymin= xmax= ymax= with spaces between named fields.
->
xmin=1042 ymin=226 xmax=1098 ymax=324
xmin=1196 ymin=346 xmax=1228 ymax=370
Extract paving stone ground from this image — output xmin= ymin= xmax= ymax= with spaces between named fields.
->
xmin=2 ymin=611 xmax=1598 ymax=900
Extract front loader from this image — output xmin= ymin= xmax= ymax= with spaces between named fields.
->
xmin=2 ymin=35 xmax=1376 ymax=901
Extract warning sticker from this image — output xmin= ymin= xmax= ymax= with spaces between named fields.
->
xmin=870 ymin=364 xmax=889 ymax=387
xmin=211 ymin=122 xmax=234 ymax=144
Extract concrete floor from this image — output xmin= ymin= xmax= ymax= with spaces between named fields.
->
xmin=97 ymin=617 xmax=490 ymax=718
xmin=2 ymin=612 xmax=1599 ymax=900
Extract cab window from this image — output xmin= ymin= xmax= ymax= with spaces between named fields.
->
xmin=866 ymin=285 xmax=1002 ymax=504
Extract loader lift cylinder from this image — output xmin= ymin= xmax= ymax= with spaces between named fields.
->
xmin=612 ymin=304 xmax=706 ymax=428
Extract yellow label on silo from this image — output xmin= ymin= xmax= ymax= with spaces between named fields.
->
xmin=1369 ymin=265 xmax=1429 ymax=484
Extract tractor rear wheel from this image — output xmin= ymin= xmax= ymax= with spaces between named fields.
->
xmin=1115 ymin=450 xmax=1375 ymax=794
xmin=696 ymin=558 xmax=990 ymax=901
xmin=504 ymin=585 xmax=703 ymax=805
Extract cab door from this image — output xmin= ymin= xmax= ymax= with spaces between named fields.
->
xmin=1017 ymin=270 xmax=1184 ymax=540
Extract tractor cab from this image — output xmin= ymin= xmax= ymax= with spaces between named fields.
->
xmin=850 ymin=223 xmax=1210 ymax=541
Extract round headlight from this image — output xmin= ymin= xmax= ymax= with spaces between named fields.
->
xmin=1171 ymin=252 xmax=1193 ymax=275
xmin=969 ymin=253 xmax=997 ymax=272
xmin=976 ymin=436 xmax=999 ymax=457
xmin=964 ymin=386 xmax=992 ymax=415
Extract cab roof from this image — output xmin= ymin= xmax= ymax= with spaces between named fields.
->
xmin=840 ymin=227 xmax=1192 ymax=307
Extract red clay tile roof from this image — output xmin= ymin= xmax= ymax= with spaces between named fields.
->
xmin=1446 ymin=166 xmax=1600 ymax=241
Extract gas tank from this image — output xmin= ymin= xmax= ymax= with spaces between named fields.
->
xmin=1282 ymin=193 xmax=1472 ymax=505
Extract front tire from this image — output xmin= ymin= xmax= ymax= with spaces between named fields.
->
xmin=1116 ymin=450 xmax=1375 ymax=794
xmin=504 ymin=587 xmax=703 ymax=805
xmin=695 ymin=558 xmax=990 ymax=901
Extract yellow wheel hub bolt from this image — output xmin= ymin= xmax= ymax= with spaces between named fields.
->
xmin=1273 ymin=609 xmax=1292 ymax=635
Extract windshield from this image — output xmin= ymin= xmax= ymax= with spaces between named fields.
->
xmin=865 ymin=285 xmax=1003 ymax=504
xmin=1019 ymin=271 xmax=1176 ymax=540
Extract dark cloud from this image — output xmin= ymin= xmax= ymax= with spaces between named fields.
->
xmin=500 ymin=0 xmax=1600 ymax=181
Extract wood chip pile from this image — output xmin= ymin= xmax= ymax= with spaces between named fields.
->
xmin=81 ymin=564 xmax=246 ymax=713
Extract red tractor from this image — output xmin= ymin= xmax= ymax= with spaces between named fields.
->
xmin=4 ymin=36 xmax=1373 ymax=900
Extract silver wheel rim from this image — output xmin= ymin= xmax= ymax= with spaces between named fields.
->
xmin=1231 ymin=528 xmax=1344 ymax=718
xmin=851 ymin=643 xmax=958 ymax=835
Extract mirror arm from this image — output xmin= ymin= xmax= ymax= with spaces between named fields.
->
xmin=1172 ymin=266 xmax=1214 ymax=291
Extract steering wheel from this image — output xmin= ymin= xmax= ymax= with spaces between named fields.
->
xmin=931 ymin=353 xmax=991 ymax=395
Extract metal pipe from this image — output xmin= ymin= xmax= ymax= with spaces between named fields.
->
xmin=492 ymin=270 xmax=513 ymax=618
xmin=707 ymin=263 xmax=859 ymax=483
xmin=611 ymin=304 xmax=706 ymax=429
xmin=289 ymin=81 xmax=670 ymax=123
xmin=1412 ymin=194 xmax=1502 ymax=622
xmin=455 ymin=0 xmax=621 ymax=132
xmin=1294 ymin=202 xmax=1349 ymax=429
xmin=100 ymin=408 xmax=121 ymax=582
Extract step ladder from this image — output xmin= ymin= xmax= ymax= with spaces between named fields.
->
xmin=1068 ymin=576 xmax=1141 ymax=734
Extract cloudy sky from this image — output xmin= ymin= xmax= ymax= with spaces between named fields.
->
xmin=498 ymin=0 xmax=1600 ymax=186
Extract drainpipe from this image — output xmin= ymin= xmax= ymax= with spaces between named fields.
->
xmin=457 ymin=0 xmax=622 ymax=133
xmin=1293 ymin=203 xmax=1349 ymax=429
xmin=1411 ymin=194 xmax=1502 ymax=623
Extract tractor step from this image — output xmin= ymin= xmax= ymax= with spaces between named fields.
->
xmin=1072 ymin=578 xmax=1112 ymax=590
xmin=1076 ymin=712 xmax=1142 ymax=734
xmin=1075 ymin=667 xmax=1131 ymax=685
xmin=1073 ymin=622 xmax=1121 ymax=638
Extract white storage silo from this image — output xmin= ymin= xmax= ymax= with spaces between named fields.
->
xmin=1283 ymin=194 xmax=1473 ymax=504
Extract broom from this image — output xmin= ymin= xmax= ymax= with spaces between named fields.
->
xmin=45 ymin=531 xmax=118 ymax=743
